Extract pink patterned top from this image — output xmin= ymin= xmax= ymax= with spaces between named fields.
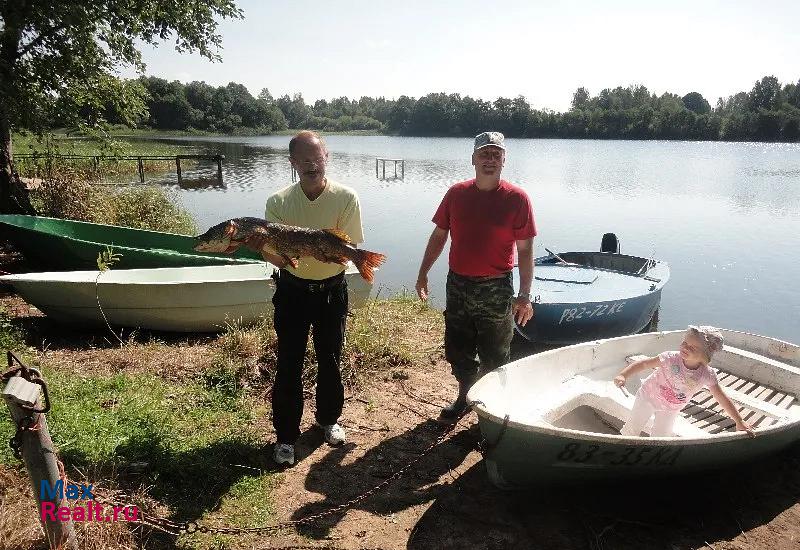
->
xmin=640 ymin=351 xmax=719 ymax=411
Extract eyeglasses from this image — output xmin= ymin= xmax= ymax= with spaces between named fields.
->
xmin=291 ymin=155 xmax=327 ymax=167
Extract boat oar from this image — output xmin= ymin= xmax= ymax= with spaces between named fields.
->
xmin=545 ymin=247 xmax=579 ymax=268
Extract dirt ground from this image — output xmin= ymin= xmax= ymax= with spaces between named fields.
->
xmin=253 ymin=343 xmax=800 ymax=550
xmin=1 ymin=246 xmax=798 ymax=549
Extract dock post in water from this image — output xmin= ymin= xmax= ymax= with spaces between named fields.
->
xmin=376 ymin=158 xmax=405 ymax=180
xmin=216 ymin=154 xmax=224 ymax=183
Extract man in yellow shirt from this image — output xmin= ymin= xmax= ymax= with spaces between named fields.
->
xmin=256 ymin=131 xmax=364 ymax=466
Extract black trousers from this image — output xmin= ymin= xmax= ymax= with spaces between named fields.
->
xmin=271 ymin=270 xmax=348 ymax=444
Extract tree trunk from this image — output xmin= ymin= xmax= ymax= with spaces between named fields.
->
xmin=0 ymin=108 xmax=35 ymax=215
xmin=0 ymin=2 xmax=36 ymax=216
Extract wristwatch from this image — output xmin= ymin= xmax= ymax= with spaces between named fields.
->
xmin=517 ymin=292 xmax=531 ymax=301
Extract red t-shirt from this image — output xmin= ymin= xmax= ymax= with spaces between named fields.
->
xmin=432 ymin=179 xmax=536 ymax=277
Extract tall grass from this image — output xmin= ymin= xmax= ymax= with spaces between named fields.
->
xmin=28 ymin=170 xmax=197 ymax=235
xmin=211 ymin=295 xmax=437 ymax=394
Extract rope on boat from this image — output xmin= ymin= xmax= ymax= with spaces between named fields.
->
xmin=95 ymin=270 xmax=126 ymax=346
xmin=469 ymin=399 xmax=511 ymax=458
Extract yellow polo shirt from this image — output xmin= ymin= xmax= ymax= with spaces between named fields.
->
xmin=265 ymin=180 xmax=364 ymax=280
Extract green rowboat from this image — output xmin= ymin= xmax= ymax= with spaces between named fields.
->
xmin=0 ymin=214 xmax=261 ymax=270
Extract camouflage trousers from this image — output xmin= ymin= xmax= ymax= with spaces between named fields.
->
xmin=444 ymin=270 xmax=514 ymax=384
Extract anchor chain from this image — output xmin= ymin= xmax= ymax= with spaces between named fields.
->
xmin=92 ymin=405 xmax=474 ymax=538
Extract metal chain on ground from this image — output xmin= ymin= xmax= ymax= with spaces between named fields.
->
xmin=91 ymin=406 xmax=474 ymax=538
xmin=4 ymin=351 xmax=473 ymax=540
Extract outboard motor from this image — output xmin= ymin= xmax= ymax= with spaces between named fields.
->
xmin=600 ymin=232 xmax=620 ymax=253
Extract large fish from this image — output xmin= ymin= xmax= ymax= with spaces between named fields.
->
xmin=193 ymin=217 xmax=386 ymax=282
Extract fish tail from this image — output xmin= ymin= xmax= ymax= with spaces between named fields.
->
xmin=352 ymin=249 xmax=386 ymax=283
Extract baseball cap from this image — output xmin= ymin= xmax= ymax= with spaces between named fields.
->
xmin=474 ymin=132 xmax=506 ymax=151
xmin=474 ymin=131 xmax=505 ymax=151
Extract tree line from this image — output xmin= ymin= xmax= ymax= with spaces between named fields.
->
xmin=127 ymin=75 xmax=800 ymax=142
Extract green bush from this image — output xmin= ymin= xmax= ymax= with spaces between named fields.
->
xmin=106 ymin=186 xmax=196 ymax=235
xmin=30 ymin=172 xmax=196 ymax=235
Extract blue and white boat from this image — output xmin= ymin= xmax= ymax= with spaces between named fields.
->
xmin=514 ymin=234 xmax=669 ymax=345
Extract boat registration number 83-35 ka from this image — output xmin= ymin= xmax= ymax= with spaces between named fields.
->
xmin=554 ymin=442 xmax=685 ymax=468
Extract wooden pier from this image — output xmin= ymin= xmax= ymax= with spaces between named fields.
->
xmin=15 ymin=153 xmax=225 ymax=185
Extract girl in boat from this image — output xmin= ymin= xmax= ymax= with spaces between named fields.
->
xmin=614 ymin=325 xmax=755 ymax=437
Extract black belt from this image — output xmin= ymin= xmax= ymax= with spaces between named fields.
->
xmin=277 ymin=269 xmax=345 ymax=292
xmin=450 ymin=270 xmax=511 ymax=282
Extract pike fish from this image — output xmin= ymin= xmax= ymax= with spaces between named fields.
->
xmin=193 ymin=217 xmax=386 ymax=282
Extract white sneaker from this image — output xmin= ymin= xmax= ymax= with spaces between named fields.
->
xmin=272 ymin=443 xmax=295 ymax=465
xmin=316 ymin=422 xmax=346 ymax=446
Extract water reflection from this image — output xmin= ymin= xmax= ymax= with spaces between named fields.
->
xmin=139 ymin=136 xmax=800 ymax=343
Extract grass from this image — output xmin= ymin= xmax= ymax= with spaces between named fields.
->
xmin=27 ymin=168 xmax=198 ymax=234
xmin=13 ymin=132 xmax=195 ymax=158
xmin=213 ymin=293 xmax=439 ymax=393
xmin=0 ymin=306 xmax=26 ymax=352
xmin=12 ymin=132 xmax=200 ymax=182
xmin=0 ymin=295 xmax=443 ymax=549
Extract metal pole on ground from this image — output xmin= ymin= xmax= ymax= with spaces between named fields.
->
xmin=137 ymin=157 xmax=144 ymax=183
xmin=176 ymin=156 xmax=182 ymax=184
xmin=2 ymin=352 xmax=78 ymax=550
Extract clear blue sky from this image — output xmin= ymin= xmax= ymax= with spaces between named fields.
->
xmin=120 ymin=0 xmax=800 ymax=111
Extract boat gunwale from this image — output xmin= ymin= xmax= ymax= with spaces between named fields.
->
xmin=0 ymin=214 xmax=262 ymax=263
xmin=0 ymin=264 xmax=363 ymax=286
xmin=526 ymin=254 xmax=670 ymax=306
xmin=535 ymin=252 xmax=670 ymax=280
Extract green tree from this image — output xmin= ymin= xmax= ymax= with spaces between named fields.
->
xmin=0 ymin=0 xmax=242 ymax=213
xmin=748 ymin=76 xmax=784 ymax=111
xmin=571 ymin=87 xmax=590 ymax=110
xmin=682 ymin=92 xmax=711 ymax=114
xmin=258 ymin=88 xmax=275 ymax=104
xmin=386 ymin=95 xmax=414 ymax=133
xmin=785 ymin=81 xmax=800 ymax=109
xmin=277 ymin=93 xmax=311 ymax=128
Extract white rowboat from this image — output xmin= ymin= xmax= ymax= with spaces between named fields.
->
xmin=468 ymin=329 xmax=800 ymax=487
xmin=0 ymin=263 xmax=373 ymax=332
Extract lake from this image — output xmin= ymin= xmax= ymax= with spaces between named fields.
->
xmin=142 ymin=135 xmax=800 ymax=344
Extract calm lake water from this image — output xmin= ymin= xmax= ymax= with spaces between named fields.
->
xmin=144 ymin=136 xmax=800 ymax=343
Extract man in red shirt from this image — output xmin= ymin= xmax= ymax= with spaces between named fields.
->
xmin=416 ymin=131 xmax=536 ymax=422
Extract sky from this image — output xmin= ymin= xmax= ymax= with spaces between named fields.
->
xmin=120 ymin=0 xmax=800 ymax=112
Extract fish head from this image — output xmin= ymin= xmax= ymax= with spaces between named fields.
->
xmin=193 ymin=220 xmax=240 ymax=253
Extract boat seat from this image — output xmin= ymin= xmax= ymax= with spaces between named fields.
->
xmin=538 ymin=376 xmax=631 ymax=426
xmin=716 ymin=345 xmax=800 ymax=396
xmin=717 ymin=386 xmax=794 ymax=420
xmin=535 ymin=375 xmax=707 ymax=438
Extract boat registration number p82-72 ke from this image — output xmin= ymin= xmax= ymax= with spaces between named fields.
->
xmin=558 ymin=301 xmax=627 ymax=324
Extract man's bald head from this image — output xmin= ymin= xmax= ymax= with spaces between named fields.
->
xmin=289 ymin=130 xmax=327 ymax=156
